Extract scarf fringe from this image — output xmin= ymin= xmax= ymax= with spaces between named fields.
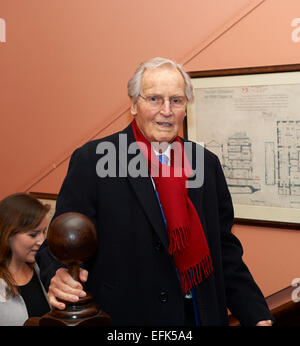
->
xmin=168 ymin=225 xmax=190 ymax=255
xmin=180 ymin=255 xmax=213 ymax=292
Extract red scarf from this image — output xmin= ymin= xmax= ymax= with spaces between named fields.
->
xmin=132 ymin=120 xmax=212 ymax=292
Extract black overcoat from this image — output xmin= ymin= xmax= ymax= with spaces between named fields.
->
xmin=37 ymin=123 xmax=273 ymax=325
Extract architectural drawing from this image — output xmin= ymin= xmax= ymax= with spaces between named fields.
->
xmin=278 ymin=120 xmax=300 ymax=196
xmin=266 ymin=120 xmax=300 ymax=196
xmin=207 ymin=132 xmax=260 ymax=194
xmin=189 ymin=79 xmax=300 ymax=212
xmin=206 ymin=122 xmax=300 ymax=197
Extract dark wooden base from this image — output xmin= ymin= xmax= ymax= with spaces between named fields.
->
xmin=24 ymin=293 xmax=111 ymax=326
xmin=38 ymin=309 xmax=111 ymax=326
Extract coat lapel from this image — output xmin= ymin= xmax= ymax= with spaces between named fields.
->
xmin=119 ymin=124 xmax=170 ymax=250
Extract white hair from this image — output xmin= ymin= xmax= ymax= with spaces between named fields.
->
xmin=127 ymin=57 xmax=194 ymax=104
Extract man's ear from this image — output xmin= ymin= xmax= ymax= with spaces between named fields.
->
xmin=131 ymin=102 xmax=138 ymax=115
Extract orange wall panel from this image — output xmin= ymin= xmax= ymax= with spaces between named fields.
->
xmin=0 ymin=0 xmax=254 ymax=197
xmin=1 ymin=0 xmax=299 ymax=298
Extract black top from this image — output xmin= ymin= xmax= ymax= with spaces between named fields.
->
xmin=17 ymin=270 xmax=50 ymax=318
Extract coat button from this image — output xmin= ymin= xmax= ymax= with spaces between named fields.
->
xmin=159 ymin=291 xmax=168 ymax=303
xmin=155 ymin=240 xmax=162 ymax=251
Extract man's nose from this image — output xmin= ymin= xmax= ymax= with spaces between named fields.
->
xmin=160 ymin=100 xmax=172 ymax=115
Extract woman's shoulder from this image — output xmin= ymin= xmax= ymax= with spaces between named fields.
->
xmin=0 ymin=283 xmax=28 ymax=326
xmin=0 ymin=278 xmax=8 ymax=302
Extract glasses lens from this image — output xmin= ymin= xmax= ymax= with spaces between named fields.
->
xmin=146 ymin=95 xmax=164 ymax=107
xmin=170 ymin=96 xmax=186 ymax=108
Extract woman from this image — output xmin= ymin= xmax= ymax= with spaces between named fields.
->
xmin=0 ymin=193 xmax=51 ymax=326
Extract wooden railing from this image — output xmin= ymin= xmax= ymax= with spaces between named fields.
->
xmin=229 ymin=285 xmax=300 ymax=326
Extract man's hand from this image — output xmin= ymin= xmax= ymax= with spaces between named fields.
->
xmin=256 ymin=320 xmax=273 ymax=326
xmin=48 ymin=267 xmax=89 ymax=310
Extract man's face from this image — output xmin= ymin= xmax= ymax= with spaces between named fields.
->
xmin=131 ymin=65 xmax=187 ymax=144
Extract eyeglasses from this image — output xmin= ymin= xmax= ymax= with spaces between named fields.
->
xmin=139 ymin=94 xmax=187 ymax=109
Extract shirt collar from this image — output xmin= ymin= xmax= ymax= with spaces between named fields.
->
xmin=153 ymin=144 xmax=171 ymax=165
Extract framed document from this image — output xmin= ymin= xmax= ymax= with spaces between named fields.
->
xmin=186 ymin=64 xmax=300 ymax=228
xmin=29 ymin=192 xmax=57 ymax=230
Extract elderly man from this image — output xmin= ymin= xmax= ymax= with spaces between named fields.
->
xmin=36 ymin=57 xmax=273 ymax=326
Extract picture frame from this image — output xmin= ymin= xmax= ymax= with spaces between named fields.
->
xmin=186 ymin=64 xmax=300 ymax=229
xmin=29 ymin=192 xmax=57 ymax=230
